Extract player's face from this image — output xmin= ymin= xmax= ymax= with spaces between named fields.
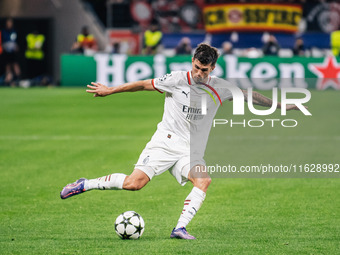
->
xmin=191 ymin=58 xmax=215 ymax=84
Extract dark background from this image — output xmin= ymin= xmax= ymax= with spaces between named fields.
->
xmin=0 ymin=18 xmax=53 ymax=80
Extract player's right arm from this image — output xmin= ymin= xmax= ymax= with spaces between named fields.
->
xmin=86 ymin=80 xmax=155 ymax=97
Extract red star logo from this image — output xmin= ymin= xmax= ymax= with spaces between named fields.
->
xmin=308 ymin=56 xmax=340 ymax=90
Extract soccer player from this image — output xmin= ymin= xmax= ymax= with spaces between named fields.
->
xmin=60 ymin=43 xmax=300 ymax=239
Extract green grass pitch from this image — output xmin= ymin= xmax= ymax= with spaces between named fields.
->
xmin=0 ymin=87 xmax=339 ymax=254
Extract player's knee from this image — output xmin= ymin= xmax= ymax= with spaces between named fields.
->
xmin=194 ymin=176 xmax=211 ymax=191
xmin=207 ymin=176 xmax=212 ymax=186
xmin=202 ymin=176 xmax=212 ymax=188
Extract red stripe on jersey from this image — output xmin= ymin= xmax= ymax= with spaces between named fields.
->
xmin=184 ymin=203 xmax=189 ymax=205
xmin=152 ymin=79 xmax=163 ymax=94
xmin=108 ymin=174 xmax=111 ymax=181
xmin=105 ymin=175 xmax=108 ymax=181
xmin=187 ymin=72 xmax=191 ymax=85
xmin=202 ymin=83 xmax=223 ymax=106
xmin=185 ymin=200 xmax=191 ymax=202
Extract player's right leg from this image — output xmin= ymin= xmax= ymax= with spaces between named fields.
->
xmin=60 ymin=169 xmax=150 ymax=199
xmin=171 ymin=164 xmax=211 ymax=240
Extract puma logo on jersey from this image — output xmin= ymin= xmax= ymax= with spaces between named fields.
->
xmin=182 ymin=91 xmax=190 ymax=98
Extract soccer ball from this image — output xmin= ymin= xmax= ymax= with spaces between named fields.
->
xmin=114 ymin=211 xmax=145 ymax=239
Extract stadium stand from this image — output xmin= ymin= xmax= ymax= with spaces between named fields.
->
xmin=0 ymin=0 xmax=339 ymax=85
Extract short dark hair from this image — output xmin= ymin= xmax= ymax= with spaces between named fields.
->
xmin=193 ymin=43 xmax=219 ymax=67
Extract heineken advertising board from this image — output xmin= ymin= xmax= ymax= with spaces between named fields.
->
xmin=61 ymin=54 xmax=340 ymax=90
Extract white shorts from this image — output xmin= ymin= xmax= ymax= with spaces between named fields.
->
xmin=135 ymin=130 xmax=205 ymax=186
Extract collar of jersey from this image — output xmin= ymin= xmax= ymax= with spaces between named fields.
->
xmin=187 ymin=71 xmax=211 ymax=86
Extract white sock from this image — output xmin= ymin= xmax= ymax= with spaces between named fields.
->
xmin=175 ymin=187 xmax=206 ymax=229
xmin=84 ymin=173 xmax=127 ymax=191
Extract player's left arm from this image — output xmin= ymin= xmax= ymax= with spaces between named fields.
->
xmin=241 ymin=90 xmax=300 ymax=111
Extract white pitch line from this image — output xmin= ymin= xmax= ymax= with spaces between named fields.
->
xmin=0 ymin=135 xmax=339 ymax=141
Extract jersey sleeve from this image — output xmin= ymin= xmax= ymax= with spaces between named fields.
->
xmin=214 ymin=78 xmax=234 ymax=102
xmin=220 ymin=87 xmax=233 ymax=102
xmin=152 ymin=72 xmax=177 ymax=94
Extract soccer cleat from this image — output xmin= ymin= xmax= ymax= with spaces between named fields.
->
xmin=60 ymin=178 xmax=87 ymax=199
xmin=170 ymin=227 xmax=196 ymax=240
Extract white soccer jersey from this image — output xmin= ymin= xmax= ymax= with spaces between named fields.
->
xmin=152 ymin=71 xmax=234 ymax=158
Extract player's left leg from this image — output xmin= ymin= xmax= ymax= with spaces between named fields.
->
xmin=60 ymin=169 xmax=150 ymax=199
xmin=85 ymin=169 xmax=149 ymax=191
xmin=171 ymin=165 xmax=211 ymax=239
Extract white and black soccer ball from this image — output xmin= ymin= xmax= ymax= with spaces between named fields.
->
xmin=114 ymin=211 xmax=145 ymax=239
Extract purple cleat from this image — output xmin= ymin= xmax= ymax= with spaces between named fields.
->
xmin=60 ymin=178 xmax=87 ymax=199
xmin=170 ymin=227 xmax=196 ymax=240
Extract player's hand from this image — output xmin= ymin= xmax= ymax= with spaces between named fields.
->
xmin=286 ymin=104 xmax=308 ymax=111
xmin=86 ymin=82 xmax=112 ymax=97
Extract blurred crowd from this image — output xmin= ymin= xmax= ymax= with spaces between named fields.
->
xmin=68 ymin=22 xmax=339 ymax=59
xmin=0 ymin=18 xmax=52 ymax=87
